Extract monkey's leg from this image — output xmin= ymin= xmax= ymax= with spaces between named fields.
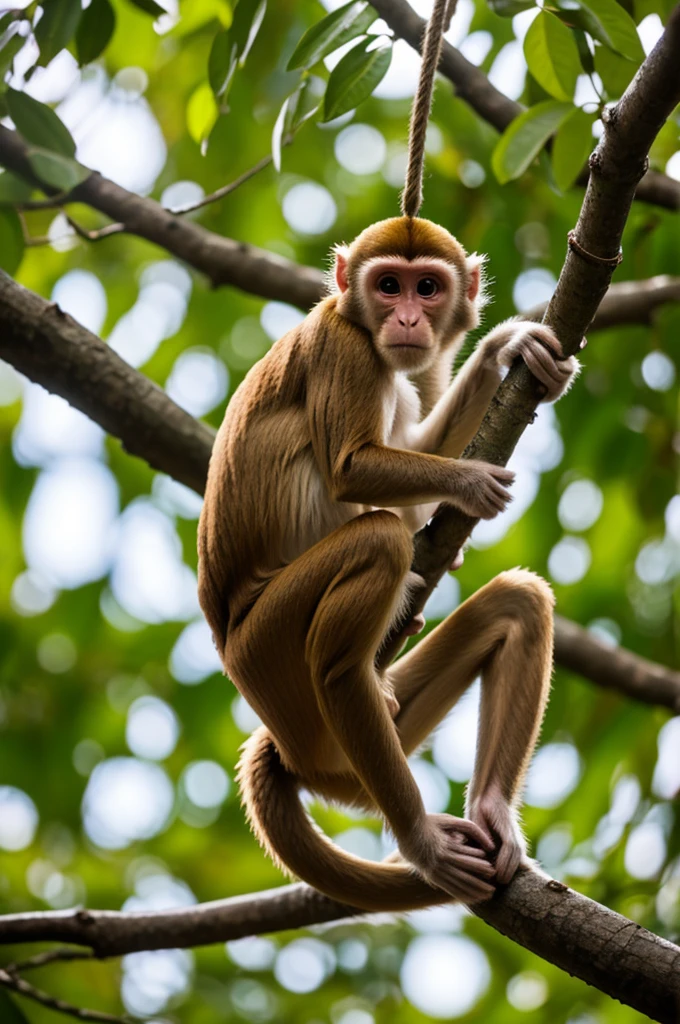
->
xmin=387 ymin=569 xmax=554 ymax=883
xmin=229 ymin=510 xmax=496 ymax=902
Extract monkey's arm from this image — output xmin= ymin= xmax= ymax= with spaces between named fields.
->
xmin=409 ymin=321 xmax=579 ymax=459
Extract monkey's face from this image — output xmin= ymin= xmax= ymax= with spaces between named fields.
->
xmin=361 ymin=258 xmax=458 ymax=372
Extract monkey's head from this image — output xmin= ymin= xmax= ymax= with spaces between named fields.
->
xmin=333 ymin=216 xmax=484 ymax=373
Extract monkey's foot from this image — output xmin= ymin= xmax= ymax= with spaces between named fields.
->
xmin=408 ymin=813 xmax=498 ymax=903
xmin=467 ymin=785 xmax=527 ymax=884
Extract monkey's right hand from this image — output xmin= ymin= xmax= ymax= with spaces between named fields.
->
xmin=448 ymin=460 xmax=515 ymax=520
xmin=404 ymin=813 xmax=497 ymax=904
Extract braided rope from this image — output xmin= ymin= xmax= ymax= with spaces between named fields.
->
xmin=401 ymin=0 xmax=451 ymax=218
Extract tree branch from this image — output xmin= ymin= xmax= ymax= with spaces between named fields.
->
xmin=554 ymin=615 xmax=680 ymax=712
xmin=524 ymin=274 xmax=680 ymax=329
xmin=0 ymin=126 xmax=325 ymax=310
xmin=0 ymin=271 xmax=213 ymax=495
xmin=0 ymin=872 xmax=678 ymax=1023
xmin=1 ymin=269 xmax=680 ymax=711
xmin=371 ymin=0 xmax=680 ymax=212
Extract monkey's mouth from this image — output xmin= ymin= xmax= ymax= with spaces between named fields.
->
xmin=388 ymin=341 xmax=430 ymax=349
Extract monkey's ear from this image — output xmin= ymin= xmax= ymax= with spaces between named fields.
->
xmin=467 ymin=263 xmax=480 ymax=301
xmin=333 ymin=246 xmax=350 ymax=293
xmin=465 ymin=254 xmax=487 ymax=304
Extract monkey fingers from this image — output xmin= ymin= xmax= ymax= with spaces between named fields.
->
xmin=453 ymin=461 xmax=515 ymax=520
xmin=428 ymin=812 xmax=495 ymax=851
xmin=431 ymin=861 xmax=496 ymax=903
xmin=495 ymin=839 xmax=524 ymax=885
xmin=450 ymin=548 xmax=464 ymax=571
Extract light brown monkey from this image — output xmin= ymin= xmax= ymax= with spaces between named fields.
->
xmin=198 ymin=216 xmax=578 ymax=911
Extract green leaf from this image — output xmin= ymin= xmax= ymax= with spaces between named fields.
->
xmin=0 ymin=207 xmax=24 ymax=274
xmin=524 ymin=11 xmax=581 ymax=101
xmin=209 ymin=0 xmax=267 ymax=100
xmin=75 ymin=0 xmax=116 ymax=65
xmin=0 ymin=27 xmax=25 ymax=79
xmin=272 ymin=75 xmax=325 ymax=170
xmin=488 ymin=0 xmax=534 ymax=14
xmin=287 ymin=0 xmax=376 ymax=72
xmin=7 ymin=89 xmax=76 ymax=157
xmin=0 ymin=170 xmax=33 ymax=203
xmin=187 ymin=82 xmax=219 ymax=144
xmin=492 ymin=99 xmax=573 ymax=184
xmin=322 ymin=37 xmax=392 ymax=122
xmin=552 ymin=107 xmax=594 ymax=190
xmin=594 ymin=43 xmax=637 ymax=97
xmin=568 ymin=0 xmax=644 ymax=62
xmin=27 ymin=147 xmax=90 ymax=190
xmin=34 ymin=0 xmax=82 ymax=66
xmin=0 ymin=991 xmax=31 ymax=1024
xmin=125 ymin=0 xmax=167 ymax=15
xmin=572 ymin=27 xmax=595 ymax=75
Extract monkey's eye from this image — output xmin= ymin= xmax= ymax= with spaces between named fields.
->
xmin=378 ymin=275 xmax=400 ymax=296
xmin=417 ymin=277 xmax=439 ymax=297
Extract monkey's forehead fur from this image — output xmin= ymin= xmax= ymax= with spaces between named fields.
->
xmin=342 ymin=216 xmax=468 ymax=266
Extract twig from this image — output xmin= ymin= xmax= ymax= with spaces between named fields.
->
xmin=0 ymin=968 xmax=129 ymax=1024
xmin=19 ymin=147 xmax=285 ymax=245
xmin=65 ymin=215 xmax=124 ymax=242
xmin=167 ymin=148 xmax=281 ymax=214
xmin=7 ymin=948 xmax=94 ymax=972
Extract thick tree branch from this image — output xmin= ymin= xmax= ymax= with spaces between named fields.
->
xmin=524 ymin=274 xmax=680 ymax=329
xmin=371 ymin=0 xmax=680 ymax=212
xmin=1 ymin=269 xmax=680 ymax=712
xmin=0 ymin=126 xmax=325 ymax=310
xmin=378 ymin=2 xmax=680 ymax=664
xmin=0 ymin=271 xmax=212 ymax=495
xmin=1 ymin=872 xmax=679 ymax=1023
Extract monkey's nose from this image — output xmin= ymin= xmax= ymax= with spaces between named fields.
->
xmin=398 ymin=315 xmax=420 ymax=327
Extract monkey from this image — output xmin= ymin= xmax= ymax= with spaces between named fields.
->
xmin=197 ymin=216 xmax=579 ymax=911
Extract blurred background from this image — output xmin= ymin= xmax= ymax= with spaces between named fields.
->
xmin=0 ymin=0 xmax=679 ymax=1020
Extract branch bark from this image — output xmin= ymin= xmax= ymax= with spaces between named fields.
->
xmin=370 ymin=0 xmax=680 ymax=212
xmin=0 ymin=872 xmax=679 ymax=1023
xmin=2 ymin=269 xmax=680 ymax=710
xmin=0 ymin=126 xmax=325 ymax=310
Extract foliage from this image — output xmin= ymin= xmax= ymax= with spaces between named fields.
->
xmin=0 ymin=0 xmax=678 ymax=1022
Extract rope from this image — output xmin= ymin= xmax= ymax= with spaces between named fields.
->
xmin=401 ymin=0 xmax=451 ymax=218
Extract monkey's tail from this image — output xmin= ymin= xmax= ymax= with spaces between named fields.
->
xmin=237 ymin=727 xmax=449 ymax=912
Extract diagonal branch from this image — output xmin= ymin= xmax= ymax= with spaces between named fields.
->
xmin=370 ymin=0 xmax=680 ymax=212
xmin=0 ymin=872 xmax=679 ymax=1023
xmin=1 ymin=269 xmax=680 ymax=711
xmin=0 ymin=125 xmax=325 ymax=310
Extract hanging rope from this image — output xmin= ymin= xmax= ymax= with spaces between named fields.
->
xmin=401 ymin=0 xmax=451 ymax=218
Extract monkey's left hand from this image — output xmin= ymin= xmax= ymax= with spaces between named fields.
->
xmin=493 ymin=323 xmax=580 ymax=403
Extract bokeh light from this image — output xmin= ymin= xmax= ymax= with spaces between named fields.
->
xmin=0 ymin=786 xmax=39 ymax=851
xmin=401 ymin=935 xmax=490 ymax=1018
xmin=282 ymin=182 xmax=337 ymax=235
xmin=126 ymin=696 xmax=180 ymax=761
xmin=82 ymin=757 xmax=175 ymax=849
